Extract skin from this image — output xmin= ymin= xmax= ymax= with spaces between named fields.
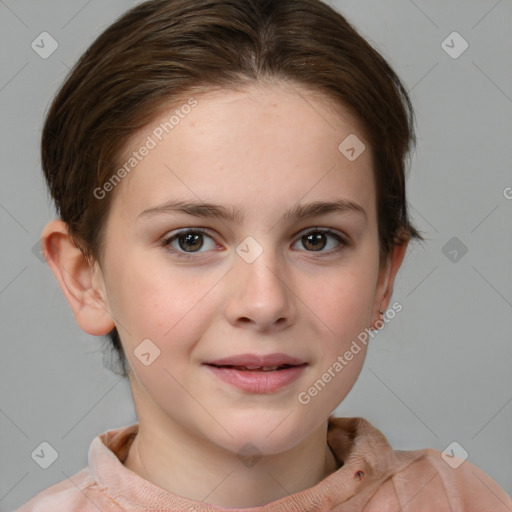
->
xmin=42 ymin=80 xmax=408 ymax=508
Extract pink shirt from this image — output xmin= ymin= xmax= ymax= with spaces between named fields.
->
xmin=17 ymin=416 xmax=511 ymax=511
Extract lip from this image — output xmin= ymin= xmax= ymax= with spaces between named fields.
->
xmin=204 ymin=353 xmax=306 ymax=367
xmin=203 ymin=353 xmax=308 ymax=394
xmin=204 ymin=364 xmax=307 ymax=393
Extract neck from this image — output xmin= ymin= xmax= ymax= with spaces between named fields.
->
xmin=123 ymin=418 xmax=339 ymax=508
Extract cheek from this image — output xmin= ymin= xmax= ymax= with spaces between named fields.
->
xmin=296 ymin=267 xmax=374 ymax=411
xmin=309 ymin=261 xmax=378 ymax=338
xmin=106 ymin=257 xmax=219 ymax=350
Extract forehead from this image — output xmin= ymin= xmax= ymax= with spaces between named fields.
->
xmin=108 ymin=82 xmax=375 ymax=225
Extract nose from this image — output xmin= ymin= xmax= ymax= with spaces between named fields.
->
xmin=224 ymin=245 xmax=297 ymax=333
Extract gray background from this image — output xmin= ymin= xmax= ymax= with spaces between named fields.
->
xmin=1 ymin=0 xmax=511 ymax=509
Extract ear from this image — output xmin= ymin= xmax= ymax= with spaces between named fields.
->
xmin=371 ymin=239 xmax=409 ymax=325
xmin=41 ymin=219 xmax=115 ymax=336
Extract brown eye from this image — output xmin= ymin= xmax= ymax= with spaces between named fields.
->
xmin=294 ymin=228 xmax=347 ymax=254
xmin=177 ymin=232 xmax=204 ymax=252
xmin=161 ymin=228 xmax=217 ymax=259
xmin=302 ymin=232 xmax=328 ymax=251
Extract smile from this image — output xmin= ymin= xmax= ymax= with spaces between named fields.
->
xmin=203 ymin=362 xmax=308 ymax=393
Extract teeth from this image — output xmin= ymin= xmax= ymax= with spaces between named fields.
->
xmin=229 ymin=365 xmax=280 ymax=371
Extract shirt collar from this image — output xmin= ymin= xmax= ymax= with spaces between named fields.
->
xmin=88 ymin=416 xmax=421 ymax=511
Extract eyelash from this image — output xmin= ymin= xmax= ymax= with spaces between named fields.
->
xmin=160 ymin=227 xmax=349 ymax=260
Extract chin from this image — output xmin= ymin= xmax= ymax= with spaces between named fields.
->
xmin=208 ymin=408 xmax=320 ymax=457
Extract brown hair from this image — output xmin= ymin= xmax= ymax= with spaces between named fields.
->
xmin=41 ymin=0 xmax=424 ymax=377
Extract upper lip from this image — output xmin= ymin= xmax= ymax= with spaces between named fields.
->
xmin=204 ymin=353 xmax=306 ymax=367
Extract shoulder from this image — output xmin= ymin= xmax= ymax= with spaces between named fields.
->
xmin=378 ymin=447 xmax=512 ymax=512
xmin=15 ymin=423 xmax=139 ymax=512
xmin=15 ymin=468 xmax=110 ymax=512
xmin=328 ymin=416 xmax=511 ymax=511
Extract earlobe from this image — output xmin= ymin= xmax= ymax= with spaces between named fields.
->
xmin=41 ymin=219 xmax=116 ymax=336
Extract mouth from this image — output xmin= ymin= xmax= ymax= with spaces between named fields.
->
xmin=203 ymin=353 xmax=308 ymax=393
xmin=206 ymin=363 xmax=304 ymax=372
xmin=203 ymin=352 xmax=306 ymax=368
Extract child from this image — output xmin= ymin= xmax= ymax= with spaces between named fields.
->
xmin=18 ymin=0 xmax=511 ymax=510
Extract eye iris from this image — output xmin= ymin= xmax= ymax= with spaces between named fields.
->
xmin=303 ymin=232 xmax=326 ymax=251
xmin=179 ymin=233 xmax=203 ymax=252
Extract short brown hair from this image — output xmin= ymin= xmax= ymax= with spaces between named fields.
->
xmin=41 ymin=0 xmax=424 ymax=377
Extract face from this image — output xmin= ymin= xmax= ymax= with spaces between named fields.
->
xmin=95 ymin=81 xmax=390 ymax=455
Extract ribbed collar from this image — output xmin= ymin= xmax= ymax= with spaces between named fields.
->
xmin=88 ymin=416 xmax=421 ymax=511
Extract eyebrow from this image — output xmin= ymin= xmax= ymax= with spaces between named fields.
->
xmin=137 ymin=199 xmax=367 ymax=223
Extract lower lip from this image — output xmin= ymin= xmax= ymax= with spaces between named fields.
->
xmin=204 ymin=364 xmax=307 ymax=393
